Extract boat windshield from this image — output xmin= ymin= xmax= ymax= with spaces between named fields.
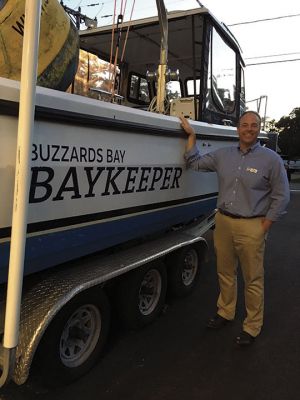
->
xmin=78 ymin=8 xmax=244 ymax=126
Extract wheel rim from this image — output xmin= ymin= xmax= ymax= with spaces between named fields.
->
xmin=182 ymin=249 xmax=198 ymax=286
xmin=139 ymin=269 xmax=162 ymax=316
xmin=60 ymin=304 xmax=101 ymax=368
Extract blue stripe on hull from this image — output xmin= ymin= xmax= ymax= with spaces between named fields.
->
xmin=0 ymin=199 xmax=216 ymax=283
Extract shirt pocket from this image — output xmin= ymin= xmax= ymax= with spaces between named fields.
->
xmin=243 ymin=168 xmax=270 ymax=190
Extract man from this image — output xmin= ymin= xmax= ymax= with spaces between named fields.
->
xmin=181 ymin=111 xmax=290 ymax=346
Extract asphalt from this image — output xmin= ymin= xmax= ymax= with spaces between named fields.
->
xmin=1 ymin=175 xmax=300 ymax=400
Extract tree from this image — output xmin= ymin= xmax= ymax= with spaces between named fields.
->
xmin=265 ymin=119 xmax=278 ymax=133
xmin=276 ymin=108 xmax=300 ymax=159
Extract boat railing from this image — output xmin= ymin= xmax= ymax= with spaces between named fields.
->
xmin=89 ymin=87 xmax=124 ymax=102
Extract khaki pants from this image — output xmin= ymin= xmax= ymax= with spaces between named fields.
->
xmin=213 ymin=211 xmax=266 ymax=337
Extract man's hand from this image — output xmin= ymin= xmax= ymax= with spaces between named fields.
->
xmin=180 ymin=116 xmax=195 ymax=136
xmin=180 ymin=116 xmax=196 ymax=151
xmin=261 ymin=218 xmax=273 ymax=233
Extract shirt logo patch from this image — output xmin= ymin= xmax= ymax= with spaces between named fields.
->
xmin=246 ymin=167 xmax=258 ymax=174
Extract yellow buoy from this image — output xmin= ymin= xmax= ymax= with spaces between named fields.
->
xmin=0 ymin=0 xmax=79 ymax=91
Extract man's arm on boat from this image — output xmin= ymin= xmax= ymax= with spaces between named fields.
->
xmin=180 ymin=116 xmax=197 ymax=152
xmin=180 ymin=116 xmax=217 ymax=172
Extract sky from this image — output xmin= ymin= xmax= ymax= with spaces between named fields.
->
xmin=65 ymin=0 xmax=300 ymax=121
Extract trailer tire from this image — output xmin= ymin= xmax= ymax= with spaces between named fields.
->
xmin=116 ymin=261 xmax=167 ymax=329
xmin=166 ymin=245 xmax=202 ymax=297
xmin=35 ymin=288 xmax=110 ymax=385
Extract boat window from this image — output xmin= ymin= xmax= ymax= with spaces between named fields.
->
xmin=166 ymin=81 xmax=182 ymax=99
xmin=207 ymin=27 xmax=236 ymax=114
xmin=128 ymin=73 xmax=150 ymax=104
xmin=186 ymin=79 xmax=200 ymax=96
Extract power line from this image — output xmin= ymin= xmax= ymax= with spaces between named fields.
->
xmin=71 ymin=1 xmax=300 ymax=27
xmin=92 ymin=0 xmax=197 ymax=20
xmin=228 ymin=13 xmax=300 ymax=26
xmin=94 ymin=3 xmax=105 ymax=18
xmin=246 ymin=58 xmax=300 ymax=66
xmin=245 ymin=51 xmax=300 ymax=60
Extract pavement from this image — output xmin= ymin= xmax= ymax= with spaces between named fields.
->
xmin=290 ymin=171 xmax=300 ymax=190
xmin=1 ymin=186 xmax=300 ymax=400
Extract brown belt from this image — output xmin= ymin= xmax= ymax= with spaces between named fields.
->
xmin=219 ymin=209 xmax=264 ymax=219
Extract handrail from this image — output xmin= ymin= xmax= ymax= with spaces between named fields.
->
xmin=89 ymin=87 xmax=124 ymax=100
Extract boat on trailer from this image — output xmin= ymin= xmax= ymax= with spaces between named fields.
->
xmin=0 ymin=1 xmax=266 ymax=284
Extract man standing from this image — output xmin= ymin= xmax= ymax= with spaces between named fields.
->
xmin=181 ymin=111 xmax=290 ymax=346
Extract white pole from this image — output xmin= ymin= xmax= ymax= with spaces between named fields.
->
xmin=3 ymin=0 xmax=42 ymax=349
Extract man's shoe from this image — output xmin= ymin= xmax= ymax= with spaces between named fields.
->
xmin=236 ymin=331 xmax=255 ymax=346
xmin=206 ymin=314 xmax=232 ymax=329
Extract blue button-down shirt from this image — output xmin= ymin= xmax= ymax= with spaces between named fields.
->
xmin=185 ymin=142 xmax=290 ymax=221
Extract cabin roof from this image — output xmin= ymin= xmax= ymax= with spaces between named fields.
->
xmin=79 ymin=7 xmax=243 ymax=74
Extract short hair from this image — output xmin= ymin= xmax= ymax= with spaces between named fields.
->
xmin=238 ymin=111 xmax=261 ymax=127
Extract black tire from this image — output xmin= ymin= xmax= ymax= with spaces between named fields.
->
xmin=35 ymin=288 xmax=110 ymax=385
xmin=166 ymin=245 xmax=203 ymax=298
xmin=116 ymin=261 xmax=167 ymax=329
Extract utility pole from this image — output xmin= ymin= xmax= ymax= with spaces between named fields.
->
xmin=60 ymin=1 xmax=97 ymax=29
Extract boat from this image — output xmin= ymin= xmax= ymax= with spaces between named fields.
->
xmin=0 ymin=1 xmax=266 ymax=283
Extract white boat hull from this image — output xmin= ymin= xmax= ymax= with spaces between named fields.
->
xmin=0 ymin=78 xmax=239 ymax=282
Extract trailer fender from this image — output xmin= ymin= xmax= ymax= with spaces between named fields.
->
xmin=12 ymin=212 xmax=215 ymax=384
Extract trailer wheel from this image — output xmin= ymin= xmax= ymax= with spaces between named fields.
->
xmin=166 ymin=245 xmax=202 ymax=297
xmin=116 ymin=261 xmax=167 ymax=328
xmin=35 ymin=288 xmax=110 ymax=385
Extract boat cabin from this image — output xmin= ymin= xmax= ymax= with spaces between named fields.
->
xmin=78 ymin=7 xmax=245 ymax=127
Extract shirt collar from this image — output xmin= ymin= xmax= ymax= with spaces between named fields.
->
xmin=238 ymin=141 xmax=261 ymax=154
